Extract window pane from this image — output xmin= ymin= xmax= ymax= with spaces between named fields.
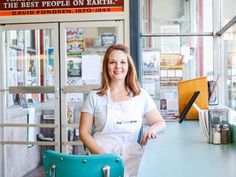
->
xmin=4 ymin=29 xmax=54 ymax=106
xmin=222 ymin=0 xmax=236 ymax=26
xmin=222 ymin=25 xmax=236 ymax=109
xmin=142 ymin=36 xmax=213 ymax=119
xmin=65 ymin=27 xmax=117 ymax=86
xmin=142 ymin=0 xmax=212 ymax=33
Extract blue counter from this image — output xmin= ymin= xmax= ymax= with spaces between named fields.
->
xmin=138 ymin=121 xmax=236 ymax=177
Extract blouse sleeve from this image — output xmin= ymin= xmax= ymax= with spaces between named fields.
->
xmin=80 ymin=91 xmax=96 ymax=115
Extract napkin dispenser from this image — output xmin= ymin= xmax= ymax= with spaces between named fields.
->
xmin=193 ymin=104 xmax=231 ymax=144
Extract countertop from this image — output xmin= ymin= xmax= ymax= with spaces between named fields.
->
xmin=138 ymin=121 xmax=236 ymax=177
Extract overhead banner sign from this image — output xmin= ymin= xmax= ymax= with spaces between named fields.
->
xmin=0 ymin=0 xmax=124 ymax=16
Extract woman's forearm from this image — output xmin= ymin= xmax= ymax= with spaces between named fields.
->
xmin=79 ymin=132 xmax=105 ymax=154
xmin=79 ymin=112 xmax=105 ymax=154
xmin=141 ymin=114 xmax=166 ymax=145
xmin=149 ymin=120 xmax=166 ymax=134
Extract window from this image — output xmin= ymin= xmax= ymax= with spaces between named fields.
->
xmin=141 ymin=0 xmax=214 ymax=119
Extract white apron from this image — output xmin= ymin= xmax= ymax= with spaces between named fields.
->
xmin=93 ymin=91 xmax=144 ymax=177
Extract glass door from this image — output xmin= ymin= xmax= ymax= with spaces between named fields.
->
xmin=0 ymin=23 xmax=60 ymax=177
xmin=60 ymin=21 xmax=124 ymax=154
xmin=0 ymin=25 xmax=4 ymax=177
xmin=0 ymin=20 xmax=124 ymax=176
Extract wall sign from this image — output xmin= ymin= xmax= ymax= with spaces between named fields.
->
xmin=0 ymin=0 xmax=124 ymax=16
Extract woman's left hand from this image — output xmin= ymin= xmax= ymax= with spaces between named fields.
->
xmin=140 ymin=130 xmax=157 ymax=145
xmin=141 ymin=109 xmax=166 ymax=145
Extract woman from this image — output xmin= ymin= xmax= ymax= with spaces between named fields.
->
xmin=79 ymin=44 xmax=166 ymax=177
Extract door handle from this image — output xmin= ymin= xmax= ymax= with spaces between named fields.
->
xmin=9 ymin=86 xmax=55 ymax=94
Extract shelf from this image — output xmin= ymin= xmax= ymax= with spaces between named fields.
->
xmin=160 ymin=81 xmax=179 ymax=86
xmin=10 ymin=44 xmax=24 ymax=50
xmin=85 ymin=47 xmax=107 ymax=52
xmin=160 ymin=65 xmax=183 ymax=70
xmin=161 ymin=77 xmax=182 ymax=81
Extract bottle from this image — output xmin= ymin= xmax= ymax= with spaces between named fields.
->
xmin=221 ymin=123 xmax=231 ymax=144
xmin=212 ymin=124 xmax=221 ymax=144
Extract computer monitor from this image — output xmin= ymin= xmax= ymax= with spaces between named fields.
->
xmin=178 ymin=77 xmax=209 ymax=121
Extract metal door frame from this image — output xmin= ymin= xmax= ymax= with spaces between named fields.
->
xmin=0 ymin=23 xmax=60 ymax=177
xmin=0 ymin=25 xmax=5 ymax=177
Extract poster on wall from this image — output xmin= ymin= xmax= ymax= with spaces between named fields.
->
xmin=143 ymin=79 xmax=156 ymax=97
xmin=160 ymin=86 xmax=179 ymax=120
xmin=67 ymin=28 xmax=84 ymax=55
xmin=142 ymin=51 xmax=160 ymax=76
xmin=48 ymin=48 xmax=54 ymax=73
xmin=101 ymin=33 xmax=116 ymax=47
xmin=160 ymin=25 xmax=180 ymax=54
xmin=82 ymin=55 xmax=101 ymax=84
xmin=46 ymin=48 xmax=55 ymax=100
xmin=47 ymin=48 xmax=55 ymax=85
xmin=142 ymin=50 xmax=160 ymax=99
xmin=0 ymin=0 xmax=124 ymax=16
xmin=67 ymin=57 xmax=82 ymax=78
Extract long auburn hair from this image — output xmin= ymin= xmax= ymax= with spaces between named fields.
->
xmin=97 ymin=44 xmax=141 ymax=96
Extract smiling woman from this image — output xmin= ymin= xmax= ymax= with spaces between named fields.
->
xmin=79 ymin=44 xmax=166 ymax=177
xmin=107 ymin=50 xmax=129 ymax=82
